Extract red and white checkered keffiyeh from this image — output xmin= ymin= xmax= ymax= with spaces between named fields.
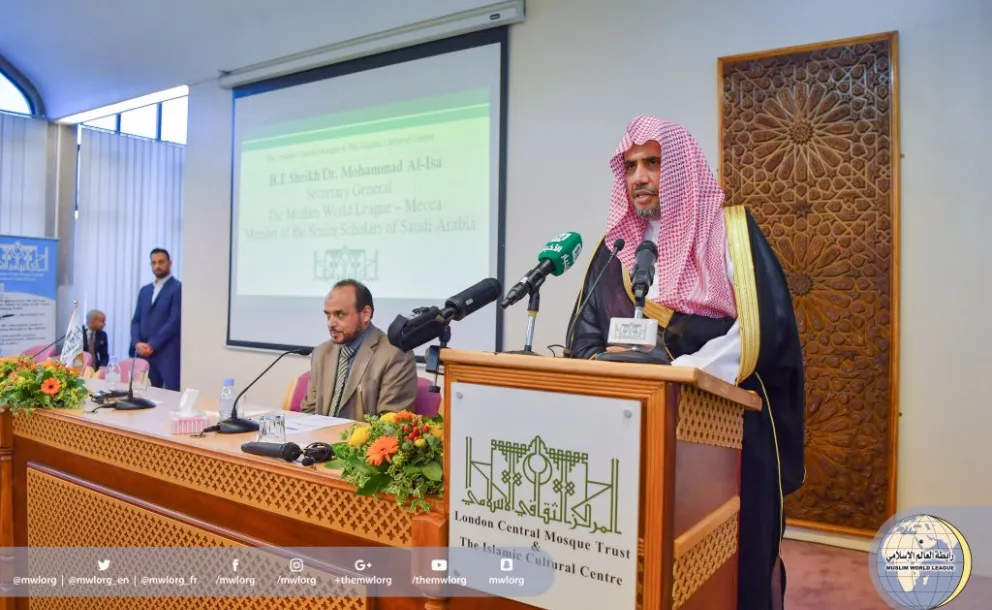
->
xmin=605 ymin=116 xmax=736 ymax=319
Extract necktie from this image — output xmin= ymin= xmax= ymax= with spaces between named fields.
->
xmin=89 ymin=331 xmax=97 ymax=359
xmin=330 ymin=344 xmax=354 ymax=417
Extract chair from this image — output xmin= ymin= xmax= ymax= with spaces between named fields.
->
xmin=96 ymin=358 xmax=150 ymax=384
xmin=281 ymin=371 xmax=310 ymax=412
xmin=414 ymin=376 xmax=441 ymax=417
xmin=21 ymin=344 xmax=55 ymax=362
xmin=80 ymin=352 xmax=94 ymax=370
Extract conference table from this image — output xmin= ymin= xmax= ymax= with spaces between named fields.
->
xmin=0 ymin=378 xmax=525 ymax=610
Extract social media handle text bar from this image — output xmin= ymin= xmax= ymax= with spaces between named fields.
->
xmin=0 ymin=546 xmax=555 ymax=598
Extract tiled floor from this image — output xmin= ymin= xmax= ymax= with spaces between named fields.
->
xmin=782 ymin=539 xmax=991 ymax=609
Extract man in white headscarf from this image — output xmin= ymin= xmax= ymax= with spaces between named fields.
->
xmin=567 ymin=116 xmax=805 ymax=610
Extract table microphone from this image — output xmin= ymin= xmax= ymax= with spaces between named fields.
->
xmin=241 ymin=441 xmax=302 ymax=462
xmin=562 ymin=238 xmax=625 ymax=357
xmin=215 ymin=347 xmax=313 ymax=434
xmin=0 ymin=313 xmax=13 ymax=319
xmin=115 ymin=358 xmax=156 ymax=410
xmin=28 ymin=334 xmax=66 ymax=359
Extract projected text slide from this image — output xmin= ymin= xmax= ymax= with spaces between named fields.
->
xmin=236 ymin=90 xmax=491 ymax=300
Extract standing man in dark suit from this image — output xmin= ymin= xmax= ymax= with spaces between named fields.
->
xmin=130 ymin=248 xmax=182 ymax=390
xmin=82 ymin=309 xmax=110 ymax=371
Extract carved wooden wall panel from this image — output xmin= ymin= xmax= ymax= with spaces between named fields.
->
xmin=718 ymin=32 xmax=900 ymax=535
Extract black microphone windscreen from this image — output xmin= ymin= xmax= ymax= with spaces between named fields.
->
xmin=294 ymin=347 xmax=314 ymax=356
xmin=445 ymin=277 xmax=502 ymax=321
xmin=613 ymin=238 xmax=625 ymax=251
xmin=635 ymin=240 xmax=658 ymax=257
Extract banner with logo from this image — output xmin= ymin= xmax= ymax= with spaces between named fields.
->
xmin=448 ymin=382 xmax=642 ymax=610
xmin=0 ymin=235 xmax=58 ymax=357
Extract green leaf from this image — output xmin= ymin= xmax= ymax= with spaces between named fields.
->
xmin=348 ymin=458 xmax=377 ymax=474
xmin=422 ymin=461 xmax=442 ymax=482
xmin=356 ymin=473 xmax=391 ymax=496
xmin=403 ymin=465 xmax=423 ymax=476
xmin=325 ymin=458 xmax=348 ymax=470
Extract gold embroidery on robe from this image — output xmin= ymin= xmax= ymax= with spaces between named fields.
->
xmin=723 ymin=205 xmax=761 ymax=383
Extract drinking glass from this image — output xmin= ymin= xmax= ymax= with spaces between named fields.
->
xmin=104 ymin=357 xmax=121 ymax=390
xmin=256 ymin=413 xmax=286 ymax=443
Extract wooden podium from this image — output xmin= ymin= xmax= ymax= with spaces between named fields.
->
xmin=437 ymin=349 xmax=761 ymax=610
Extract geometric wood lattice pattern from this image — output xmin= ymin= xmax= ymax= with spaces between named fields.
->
xmin=676 ymin=386 xmax=745 ymax=450
xmin=26 ymin=468 xmax=368 ymax=610
xmin=13 ymin=413 xmax=414 ymax=546
xmin=671 ymin=510 xmax=739 ymax=609
xmin=718 ymin=32 xmax=900 ymax=535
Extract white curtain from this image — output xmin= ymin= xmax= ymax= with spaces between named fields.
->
xmin=0 ymin=111 xmax=49 ymax=237
xmin=75 ymin=128 xmax=184 ymax=361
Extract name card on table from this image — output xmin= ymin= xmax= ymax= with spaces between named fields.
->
xmin=448 ymin=382 xmax=641 ymax=610
xmin=607 ymin=317 xmax=658 ymax=348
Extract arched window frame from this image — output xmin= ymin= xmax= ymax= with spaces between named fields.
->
xmin=0 ymin=55 xmax=45 ymax=117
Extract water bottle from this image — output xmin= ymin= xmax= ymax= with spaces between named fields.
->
xmin=105 ymin=357 xmax=121 ymax=390
xmin=218 ymin=379 xmax=236 ymax=421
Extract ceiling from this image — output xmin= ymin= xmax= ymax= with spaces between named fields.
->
xmin=0 ymin=0 xmax=499 ymax=119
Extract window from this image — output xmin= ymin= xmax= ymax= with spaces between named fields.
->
xmin=0 ymin=71 xmax=31 ymax=115
xmin=120 ymin=104 xmax=159 ymax=139
xmin=77 ymin=93 xmax=188 ymax=145
xmin=160 ymin=96 xmax=188 ymax=144
xmin=83 ymin=115 xmax=118 ymax=131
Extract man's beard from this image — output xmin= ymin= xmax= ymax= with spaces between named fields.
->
xmin=633 ymin=203 xmax=660 ymax=219
xmin=630 ymin=188 xmax=660 ymax=219
xmin=153 ymin=269 xmax=169 ymax=278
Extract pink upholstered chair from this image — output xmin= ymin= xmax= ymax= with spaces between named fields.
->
xmin=21 ymin=344 xmax=55 ymax=362
xmin=80 ymin=352 xmax=94 ymax=370
xmin=281 ymin=371 xmax=311 ymax=412
xmin=95 ymin=358 xmax=150 ymax=383
xmin=414 ymin=377 xmax=442 ymax=417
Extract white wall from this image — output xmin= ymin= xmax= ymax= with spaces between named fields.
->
xmin=183 ymin=0 xmax=992 ymax=537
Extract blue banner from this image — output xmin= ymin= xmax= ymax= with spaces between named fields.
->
xmin=0 ymin=235 xmax=58 ymax=357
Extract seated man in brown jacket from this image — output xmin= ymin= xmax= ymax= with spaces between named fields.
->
xmin=300 ymin=279 xmax=419 ymax=420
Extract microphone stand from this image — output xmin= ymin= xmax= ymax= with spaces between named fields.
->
xmin=424 ymin=323 xmax=451 ymax=394
xmin=115 ymin=358 xmax=156 ymax=410
xmin=217 ymin=349 xmax=301 ymax=434
xmin=28 ymin=334 xmax=65 ymax=360
xmin=504 ymin=291 xmax=542 ymax=356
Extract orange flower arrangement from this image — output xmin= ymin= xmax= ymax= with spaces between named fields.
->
xmin=40 ymin=378 xmax=62 ymax=396
xmin=0 ymin=355 xmax=89 ymax=415
xmin=329 ymin=410 xmax=444 ymax=513
xmin=366 ymin=435 xmax=399 ymax=466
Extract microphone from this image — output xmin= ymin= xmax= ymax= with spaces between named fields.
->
xmin=440 ymin=278 xmax=502 ymax=321
xmin=386 ymin=278 xmax=503 ymax=352
xmin=28 ymin=334 xmax=66 ymax=359
xmin=501 ymin=232 xmax=583 ymax=308
xmin=241 ymin=441 xmax=303 ymax=462
xmin=114 ymin=356 xmax=157 ymax=411
xmin=215 ymin=347 xmax=313 ymax=434
xmin=630 ymin=240 xmax=658 ymax=303
xmin=563 ymin=239 xmax=625 ymax=358
xmin=0 ymin=314 xmax=13 ymax=319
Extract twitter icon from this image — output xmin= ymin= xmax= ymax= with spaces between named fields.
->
xmin=97 ymin=560 xmax=110 ymax=571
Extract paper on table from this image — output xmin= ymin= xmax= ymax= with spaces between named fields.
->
xmin=283 ymin=413 xmax=355 ymax=434
xmin=200 ymin=409 xmax=270 ymax=419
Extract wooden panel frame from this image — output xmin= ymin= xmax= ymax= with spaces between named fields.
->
xmin=438 ymin=350 xmax=760 ymax=609
xmin=717 ymin=32 xmax=901 ymax=537
xmin=442 ymin=354 xmax=676 ymax=610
